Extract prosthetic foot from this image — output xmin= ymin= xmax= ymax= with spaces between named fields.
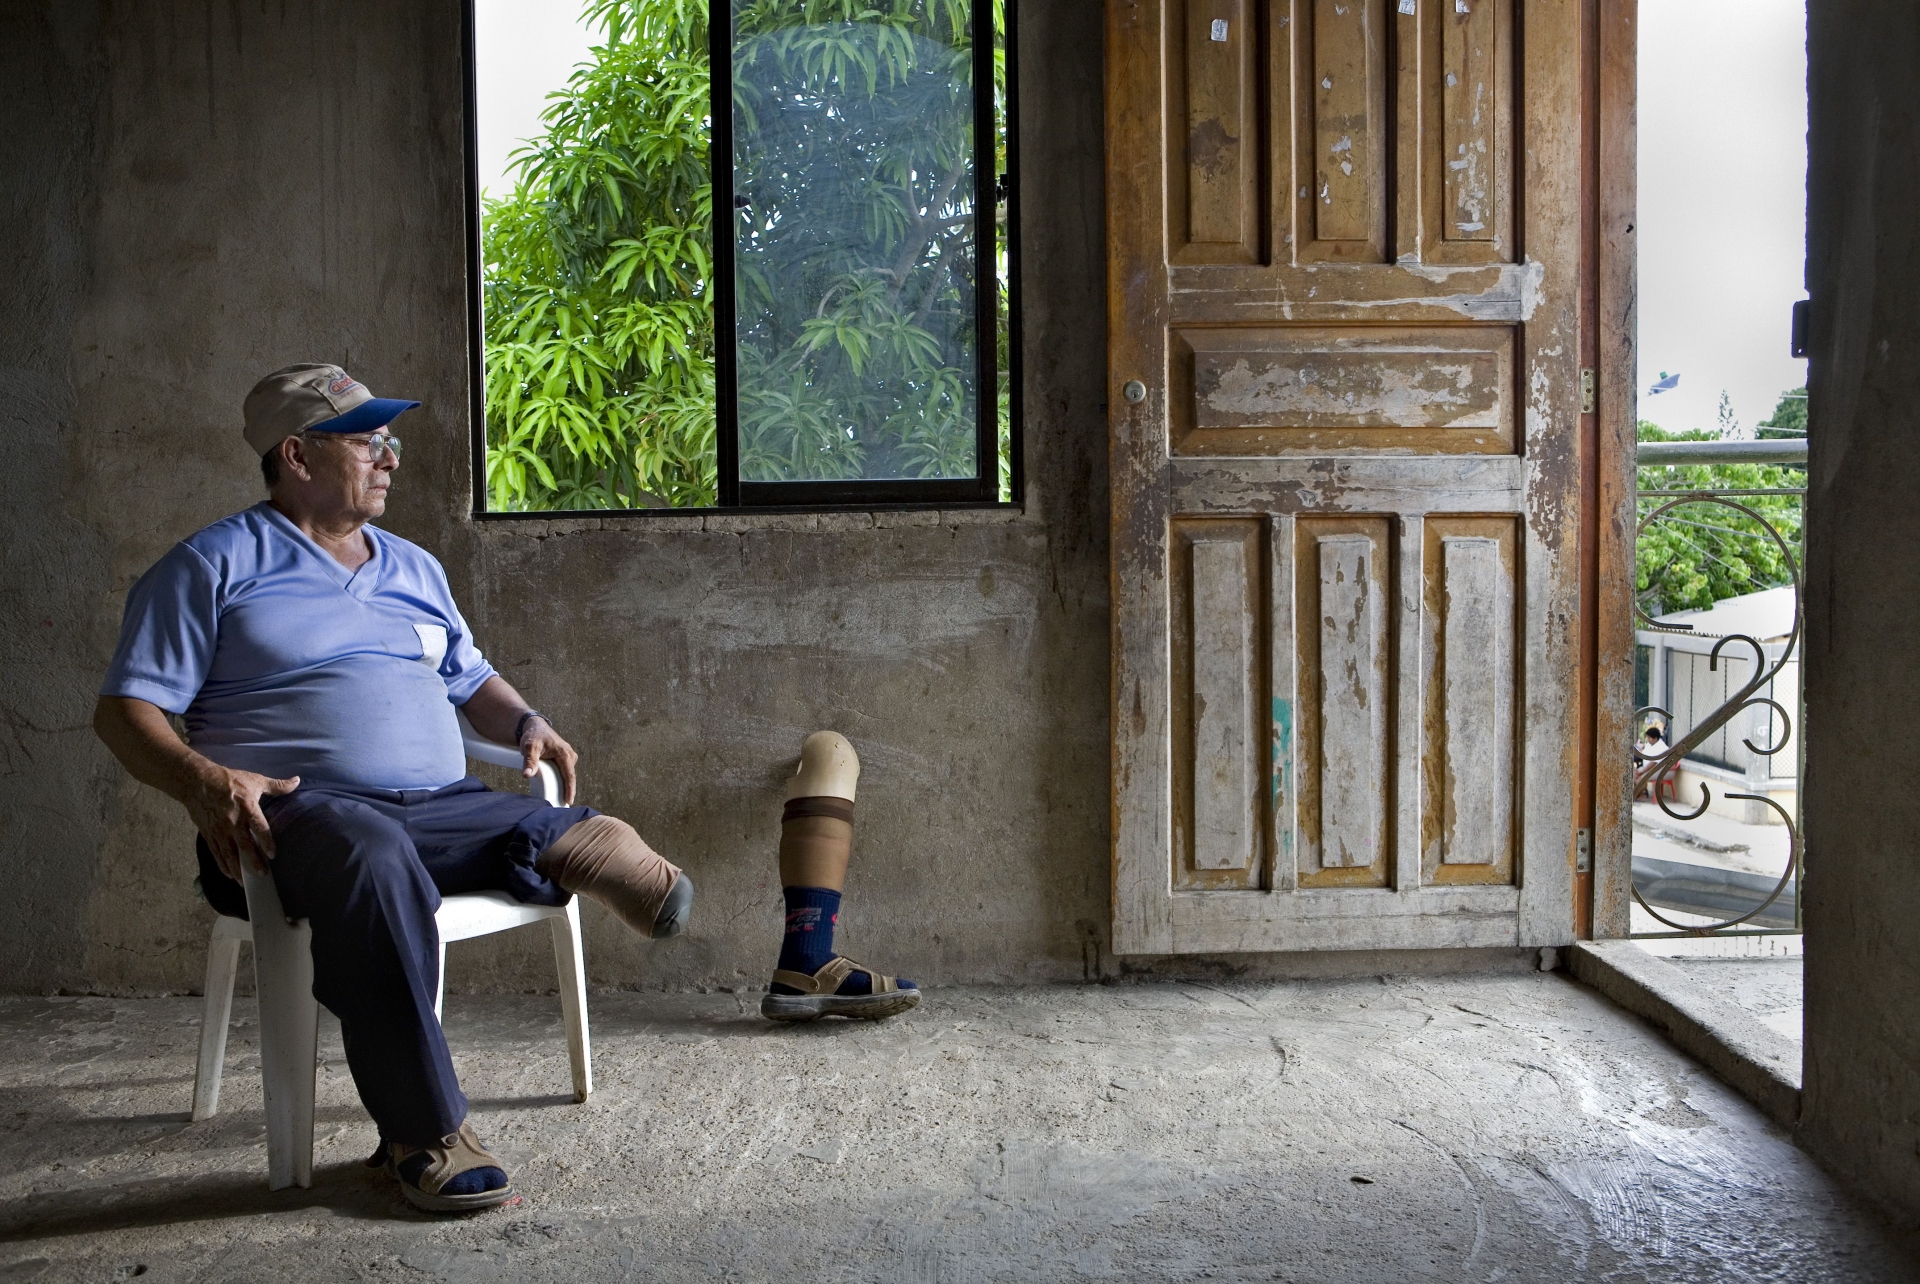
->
xmin=761 ymin=731 xmax=921 ymax=1022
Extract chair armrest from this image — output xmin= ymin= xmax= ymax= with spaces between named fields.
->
xmin=457 ymin=709 xmax=562 ymax=804
xmin=457 ymin=709 xmax=525 ymax=769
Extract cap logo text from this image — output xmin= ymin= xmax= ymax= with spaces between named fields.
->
xmin=327 ymin=374 xmax=359 ymax=396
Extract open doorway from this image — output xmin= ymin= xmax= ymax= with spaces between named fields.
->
xmin=1627 ymin=0 xmax=1808 ymax=1041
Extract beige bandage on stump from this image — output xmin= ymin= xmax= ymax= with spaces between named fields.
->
xmin=781 ymin=731 xmax=860 ymax=891
xmin=537 ymin=816 xmax=682 ymax=935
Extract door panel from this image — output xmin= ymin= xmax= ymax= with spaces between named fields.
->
xmin=1293 ymin=517 xmax=1393 ymax=888
xmin=1170 ymin=325 xmax=1516 ymax=455
xmin=1422 ymin=0 xmax=1514 ymax=262
xmin=1171 ymin=0 xmax=1264 ymax=263
xmin=1294 ymin=0 xmax=1390 ymax=260
xmin=1107 ymin=0 xmax=1584 ymax=955
xmin=1171 ymin=519 xmax=1266 ymax=890
xmin=1421 ymin=515 xmax=1520 ymax=885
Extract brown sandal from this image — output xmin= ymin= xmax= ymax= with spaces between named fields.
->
xmin=378 ymin=1120 xmax=516 ymax=1212
xmin=762 ymin=956 xmax=922 ymax=1022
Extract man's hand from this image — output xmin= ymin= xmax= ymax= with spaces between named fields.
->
xmin=93 ymin=696 xmax=301 ymax=883
xmin=184 ymin=762 xmax=302 ymax=881
xmin=520 ymin=718 xmax=578 ymax=806
xmin=461 ymin=676 xmax=582 ymax=806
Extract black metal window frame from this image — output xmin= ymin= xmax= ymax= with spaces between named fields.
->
xmin=462 ymin=0 xmax=1021 ymax=519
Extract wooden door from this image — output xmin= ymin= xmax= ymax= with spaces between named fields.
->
xmin=1108 ymin=0 xmax=1587 ymax=953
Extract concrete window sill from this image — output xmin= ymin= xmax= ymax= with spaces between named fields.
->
xmin=469 ymin=506 xmax=1031 ymax=537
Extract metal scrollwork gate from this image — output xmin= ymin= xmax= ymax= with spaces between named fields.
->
xmin=1632 ymin=439 xmax=1807 ymax=937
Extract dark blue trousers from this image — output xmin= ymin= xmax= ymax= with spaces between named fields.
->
xmin=196 ymin=777 xmax=594 ymax=1145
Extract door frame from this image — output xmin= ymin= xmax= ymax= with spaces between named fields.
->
xmin=1592 ymin=0 xmax=1638 ymax=940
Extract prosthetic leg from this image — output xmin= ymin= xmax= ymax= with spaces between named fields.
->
xmin=761 ymin=731 xmax=920 ymax=1022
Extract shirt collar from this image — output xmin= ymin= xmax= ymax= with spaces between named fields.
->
xmin=255 ymin=501 xmax=384 ymax=596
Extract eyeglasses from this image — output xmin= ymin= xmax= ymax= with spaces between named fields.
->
xmin=303 ymin=430 xmax=403 ymax=462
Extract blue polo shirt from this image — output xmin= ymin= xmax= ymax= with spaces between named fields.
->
xmin=101 ymin=502 xmax=496 ymax=790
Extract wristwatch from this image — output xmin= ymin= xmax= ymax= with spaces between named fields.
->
xmin=515 ymin=710 xmax=552 ymax=743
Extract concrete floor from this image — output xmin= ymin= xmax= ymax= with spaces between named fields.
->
xmin=2 ymin=974 xmax=1912 ymax=1283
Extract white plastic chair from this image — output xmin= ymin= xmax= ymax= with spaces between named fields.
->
xmin=190 ymin=714 xmax=592 ymax=1190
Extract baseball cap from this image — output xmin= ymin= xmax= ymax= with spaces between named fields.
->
xmin=242 ymin=363 xmax=420 ymax=457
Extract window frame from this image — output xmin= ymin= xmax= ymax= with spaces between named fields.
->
xmin=462 ymin=0 xmax=1022 ymax=519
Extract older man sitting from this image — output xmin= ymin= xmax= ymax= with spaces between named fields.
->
xmin=92 ymin=364 xmax=692 ymax=1213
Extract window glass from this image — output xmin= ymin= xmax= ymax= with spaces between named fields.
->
xmin=730 ymin=1 xmax=985 ymax=485
xmin=477 ymin=2 xmax=718 ymax=512
xmin=473 ymin=0 xmax=1006 ymax=513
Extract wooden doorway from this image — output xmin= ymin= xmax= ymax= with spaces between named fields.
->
xmin=1105 ymin=0 xmax=1636 ymax=954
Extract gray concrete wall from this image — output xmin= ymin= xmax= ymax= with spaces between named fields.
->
xmin=1801 ymin=0 xmax=1920 ymax=1228
xmin=1 ymin=3 xmax=113 ymax=993
xmin=0 ymin=0 xmax=1108 ymax=996
xmin=0 ymin=0 xmax=1543 ymax=997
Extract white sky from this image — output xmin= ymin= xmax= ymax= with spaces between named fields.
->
xmin=1637 ymin=0 xmax=1807 ymax=434
xmin=473 ymin=0 xmax=599 ymax=202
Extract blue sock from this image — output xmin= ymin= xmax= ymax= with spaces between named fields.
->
xmin=773 ymin=887 xmax=916 ymax=997
xmin=773 ymin=886 xmax=872 ymax=995
xmin=776 ymin=886 xmax=842 ymax=981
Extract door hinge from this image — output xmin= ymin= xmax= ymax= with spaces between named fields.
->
xmin=1575 ymin=827 xmax=1593 ymax=874
xmin=1579 ymin=369 xmax=1597 ymax=415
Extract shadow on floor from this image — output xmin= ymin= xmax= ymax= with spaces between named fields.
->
xmin=464 ymin=1093 xmax=575 ymax=1112
xmin=0 ymin=1163 xmax=419 ymax=1243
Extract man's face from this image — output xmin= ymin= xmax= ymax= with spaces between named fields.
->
xmin=286 ymin=430 xmax=399 ymax=522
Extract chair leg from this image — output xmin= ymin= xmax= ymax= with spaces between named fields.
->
xmin=434 ymin=939 xmax=447 ymax=1024
xmin=243 ymin=869 xmax=319 ymax=1191
xmin=192 ymin=921 xmax=246 ymax=1121
xmin=551 ymin=899 xmax=593 ymax=1103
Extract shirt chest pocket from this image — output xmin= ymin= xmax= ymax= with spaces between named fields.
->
xmin=413 ymin=623 xmax=449 ymax=669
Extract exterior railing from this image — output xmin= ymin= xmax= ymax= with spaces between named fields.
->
xmin=1632 ymin=438 xmax=1806 ymax=938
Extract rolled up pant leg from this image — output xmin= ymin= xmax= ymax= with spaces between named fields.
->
xmin=267 ymin=792 xmax=465 ymax=1145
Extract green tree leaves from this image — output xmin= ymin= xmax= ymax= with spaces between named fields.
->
xmin=730 ymin=0 xmax=985 ymax=483
xmin=1636 ymin=421 xmax=1803 ymax=617
xmin=1756 ymin=385 xmax=1808 ymax=439
xmin=482 ymin=2 xmax=718 ymax=511
xmin=481 ymin=0 xmax=1009 ymax=510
